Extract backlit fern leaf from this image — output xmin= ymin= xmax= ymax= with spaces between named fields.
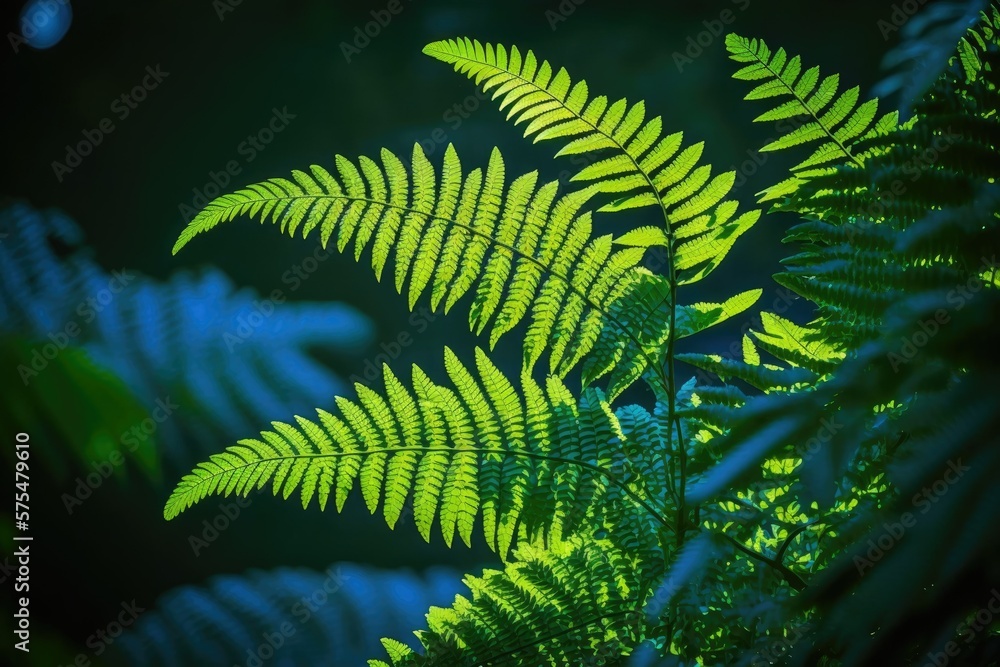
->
xmin=582 ymin=271 xmax=762 ymax=399
xmin=725 ymin=34 xmax=898 ymax=202
xmin=165 ymin=347 xmax=655 ymax=561
xmin=423 ymin=38 xmax=760 ymax=284
xmin=173 ymin=143 xmax=648 ymax=381
xmin=957 ymin=0 xmax=1000 ymax=82
xmin=369 ymin=537 xmax=648 ymax=667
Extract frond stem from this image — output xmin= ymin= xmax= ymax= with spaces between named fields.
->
xmin=179 ymin=447 xmax=673 ymax=531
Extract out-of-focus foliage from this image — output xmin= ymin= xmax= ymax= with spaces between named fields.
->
xmin=873 ymin=0 xmax=988 ymax=116
xmin=0 ymin=202 xmax=372 ymax=473
xmin=106 ymin=563 xmax=462 ymax=667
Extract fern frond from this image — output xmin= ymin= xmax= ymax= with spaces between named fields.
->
xmin=872 ymin=0 xmax=990 ymax=116
xmin=0 ymin=202 xmax=372 ymax=472
xmin=165 ymin=347 xmax=663 ymax=560
xmin=172 ymin=143 xmax=657 ymax=383
xmin=725 ymin=34 xmax=898 ymax=202
xmin=956 ymin=0 xmax=1000 ymax=82
xmin=371 ymin=536 xmax=648 ymax=666
xmin=423 ymin=37 xmax=760 ymax=284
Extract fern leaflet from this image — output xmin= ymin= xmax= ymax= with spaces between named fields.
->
xmin=725 ymin=34 xmax=898 ymax=202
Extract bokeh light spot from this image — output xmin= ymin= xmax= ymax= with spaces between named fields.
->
xmin=19 ymin=0 xmax=72 ymax=50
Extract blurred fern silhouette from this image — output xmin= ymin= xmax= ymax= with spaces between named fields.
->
xmin=0 ymin=202 xmax=372 ymax=474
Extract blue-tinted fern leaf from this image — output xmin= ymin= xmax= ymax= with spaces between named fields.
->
xmin=872 ymin=0 xmax=988 ymax=116
xmin=0 ymin=202 xmax=372 ymax=471
xmin=109 ymin=564 xmax=462 ymax=667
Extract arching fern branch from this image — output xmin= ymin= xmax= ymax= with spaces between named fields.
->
xmin=165 ymin=347 xmax=669 ymax=561
xmin=172 ymin=142 xmax=664 ymax=396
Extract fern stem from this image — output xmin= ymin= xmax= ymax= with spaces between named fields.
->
xmin=724 ymin=535 xmax=806 ymax=591
xmin=750 ymin=49 xmax=864 ymax=170
xmin=419 ymin=46 xmax=696 ymax=549
xmin=176 ymin=448 xmax=674 ymax=531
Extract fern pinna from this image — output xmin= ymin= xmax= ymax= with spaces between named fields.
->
xmin=161 ymin=3 xmax=1000 ymax=663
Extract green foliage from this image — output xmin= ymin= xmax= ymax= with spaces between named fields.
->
xmin=422 ymin=38 xmax=760 ymax=286
xmin=165 ymin=346 xmax=658 ymax=562
xmin=370 ymin=537 xmax=645 ymax=667
xmin=162 ymin=4 xmax=1000 ymax=664
xmin=0 ymin=337 xmax=158 ymax=479
xmin=725 ymin=33 xmax=900 ymax=203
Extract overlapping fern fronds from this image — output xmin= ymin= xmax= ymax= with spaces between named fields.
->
xmin=159 ymin=13 xmax=1000 ymax=665
xmin=683 ymin=5 xmax=1000 ymax=663
xmin=422 ymin=38 xmax=761 ymax=286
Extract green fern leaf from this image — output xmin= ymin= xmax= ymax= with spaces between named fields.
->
xmin=373 ymin=536 xmax=648 ymax=666
xmin=726 ymin=34 xmax=897 ymax=203
xmin=165 ymin=347 xmax=660 ymax=561
xmin=173 ymin=143 xmax=654 ymax=382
